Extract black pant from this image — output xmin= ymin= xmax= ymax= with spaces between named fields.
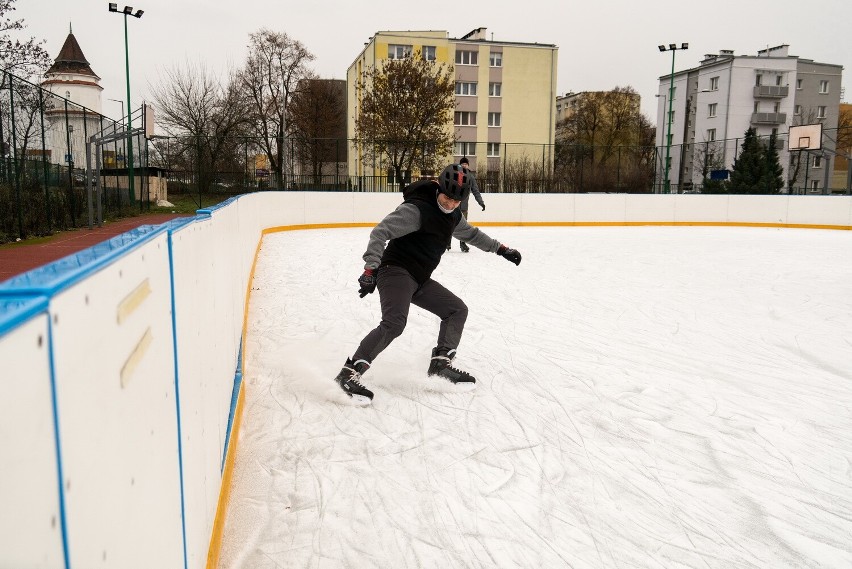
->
xmin=352 ymin=265 xmax=468 ymax=364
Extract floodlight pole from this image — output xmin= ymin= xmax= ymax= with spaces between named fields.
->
xmin=659 ymin=43 xmax=688 ymax=194
xmin=123 ymin=12 xmax=135 ymax=203
xmin=110 ymin=4 xmax=143 ymax=203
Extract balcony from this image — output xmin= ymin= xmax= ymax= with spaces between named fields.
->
xmin=751 ymin=112 xmax=787 ymax=125
xmin=753 ymin=85 xmax=789 ymax=98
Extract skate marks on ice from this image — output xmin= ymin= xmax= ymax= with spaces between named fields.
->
xmin=218 ymin=227 xmax=852 ymax=568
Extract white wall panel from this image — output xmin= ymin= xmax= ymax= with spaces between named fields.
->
xmin=726 ymin=195 xmax=789 ymax=224
xmin=625 ymin=194 xmax=676 ymax=223
xmin=674 ymin=195 xmax=731 ymax=223
xmin=49 ymin=233 xmax=182 ymax=569
xmin=785 ymin=195 xmax=852 ymax=226
xmin=518 ymin=193 xmax=574 ymax=223
xmin=0 ymin=312 xmax=64 ymax=567
xmin=574 ymin=194 xmax=627 ymax=222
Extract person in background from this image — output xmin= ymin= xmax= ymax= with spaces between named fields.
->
xmin=332 ymin=163 xmax=522 ymax=405
xmin=448 ymin=156 xmax=485 ymax=253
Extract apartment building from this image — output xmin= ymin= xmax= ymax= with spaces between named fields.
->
xmin=657 ymin=45 xmax=843 ymax=193
xmin=347 ymin=28 xmax=558 ymax=185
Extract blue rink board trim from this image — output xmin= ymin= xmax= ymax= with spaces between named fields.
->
xmin=0 ymin=217 xmax=197 ymax=297
xmin=222 ymin=343 xmax=243 ymax=473
xmin=0 ymin=295 xmax=49 ymax=336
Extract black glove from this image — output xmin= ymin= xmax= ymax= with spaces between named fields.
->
xmin=358 ymin=268 xmax=377 ymax=297
xmin=481 ymin=204 xmax=486 ymax=211
xmin=497 ymin=244 xmax=522 ymax=266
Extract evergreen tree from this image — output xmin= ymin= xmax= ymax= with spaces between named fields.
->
xmin=729 ymin=128 xmax=766 ymax=194
xmin=759 ymin=132 xmax=784 ymax=194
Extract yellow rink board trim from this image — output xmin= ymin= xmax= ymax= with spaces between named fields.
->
xmin=260 ymin=221 xmax=852 ymax=233
xmin=117 ymin=278 xmax=152 ymax=325
xmin=206 ymin=235 xmax=265 ymax=569
xmin=205 ymin=216 xmax=852 ymax=564
xmin=120 ymin=327 xmax=152 ymax=389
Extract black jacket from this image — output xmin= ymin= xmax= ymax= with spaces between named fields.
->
xmin=381 ymin=180 xmax=461 ymax=283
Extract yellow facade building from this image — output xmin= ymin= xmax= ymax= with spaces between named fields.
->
xmin=347 ymin=27 xmax=558 ymax=188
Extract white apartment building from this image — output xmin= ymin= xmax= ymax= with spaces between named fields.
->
xmin=657 ymin=45 xmax=843 ymax=193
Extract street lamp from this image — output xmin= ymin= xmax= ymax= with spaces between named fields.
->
xmin=108 ymin=3 xmax=143 ymax=203
xmin=658 ymin=42 xmax=688 ymax=193
xmin=107 ymin=97 xmax=124 ymax=121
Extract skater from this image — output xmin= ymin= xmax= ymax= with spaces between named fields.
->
xmin=333 ymin=163 xmax=522 ymax=404
xmin=448 ymin=156 xmax=485 ymax=253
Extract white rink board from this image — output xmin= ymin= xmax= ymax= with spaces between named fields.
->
xmin=0 ymin=312 xmax=64 ymax=567
xmin=49 ymin=233 xmax=183 ymax=569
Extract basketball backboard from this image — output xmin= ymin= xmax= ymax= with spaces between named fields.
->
xmin=788 ymin=123 xmax=822 ymax=151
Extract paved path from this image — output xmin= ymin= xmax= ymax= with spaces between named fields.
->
xmin=0 ymin=213 xmax=190 ymax=283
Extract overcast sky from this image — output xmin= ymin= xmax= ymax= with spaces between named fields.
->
xmin=16 ymin=0 xmax=852 ymax=124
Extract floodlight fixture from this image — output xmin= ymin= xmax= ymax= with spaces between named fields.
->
xmin=108 ymin=3 xmax=118 ymax=11
xmin=134 ymin=9 xmax=143 ymax=17
xmin=681 ymin=43 xmax=689 ymax=50
xmin=658 ymin=45 xmax=666 ymax=52
xmin=123 ymin=6 xmax=133 ymax=14
xmin=669 ymin=43 xmax=676 ymax=50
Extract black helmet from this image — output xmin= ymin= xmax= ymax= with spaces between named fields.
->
xmin=438 ymin=163 xmax=471 ymax=201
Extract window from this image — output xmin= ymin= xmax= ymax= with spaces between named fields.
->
xmin=708 ymin=103 xmax=717 ymax=117
xmin=455 ymin=81 xmax=477 ymax=96
xmin=709 ymin=76 xmax=719 ymax=91
xmin=795 ymin=105 xmax=802 ymax=115
xmin=813 ymin=156 xmax=823 ymax=168
xmin=755 ymin=74 xmax=762 ymax=87
xmin=488 ymin=112 xmax=501 ymax=127
xmin=487 ymin=142 xmax=500 ymax=157
xmin=810 ymin=180 xmax=820 ymax=191
xmin=455 ymin=50 xmax=478 ymax=65
xmin=454 ymin=142 xmax=476 ymax=156
xmin=776 ymin=75 xmax=783 ymax=86
xmin=773 ymin=102 xmax=781 ymax=113
xmin=668 ymin=110 xmax=675 ymax=123
xmin=489 ymin=82 xmax=502 ymax=97
xmin=671 ymin=86 xmax=676 ymax=98
xmin=667 ymin=133 xmax=673 ymax=146
xmin=797 ymin=78 xmax=803 ymax=90
xmin=819 ymin=80 xmax=829 ymax=94
xmin=422 ymin=46 xmax=436 ymax=61
xmin=489 ymin=51 xmax=502 ymax=67
xmin=754 ymin=102 xmax=760 ymax=113
xmin=454 ymin=111 xmax=476 ymax=126
xmin=707 ymin=128 xmax=716 ymax=142
xmin=388 ymin=44 xmax=412 ymax=59
xmin=817 ymin=106 xmax=826 ymax=119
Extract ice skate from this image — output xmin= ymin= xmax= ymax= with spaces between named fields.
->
xmin=427 ymin=348 xmax=476 ymax=391
xmin=460 ymin=242 xmax=470 ymax=253
xmin=333 ymin=358 xmax=374 ymax=405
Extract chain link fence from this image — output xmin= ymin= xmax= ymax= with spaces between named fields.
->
xmin=2 ymin=68 xmax=850 ymax=244
xmin=0 ymin=70 xmax=152 ymax=243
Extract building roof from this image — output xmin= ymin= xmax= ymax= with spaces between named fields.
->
xmin=46 ymin=32 xmax=100 ymax=79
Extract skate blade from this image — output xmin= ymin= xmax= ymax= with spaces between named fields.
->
xmin=451 ymin=381 xmax=477 ymax=392
xmin=347 ymin=393 xmax=373 ymax=406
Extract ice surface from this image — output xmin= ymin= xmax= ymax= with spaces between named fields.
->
xmin=219 ymin=226 xmax=852 ymax=568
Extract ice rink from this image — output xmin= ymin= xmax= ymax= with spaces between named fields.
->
xmin=218 ymin=225 xmax=852 ymax=568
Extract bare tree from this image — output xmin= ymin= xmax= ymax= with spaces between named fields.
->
xmin=240 ymin=29 xmax=315 ymax=189
xmin=556 ymin=87 xmax=653 ymax=192
xmin=149 ymin=61 xmax=249 ymax=193
xmin=289 ymin=78 xmax=346 ymax=185
xmin=0 ymin=0 xmax=51 ymax=77
xmin=355 ymin=50 xmax=455 ymax=184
